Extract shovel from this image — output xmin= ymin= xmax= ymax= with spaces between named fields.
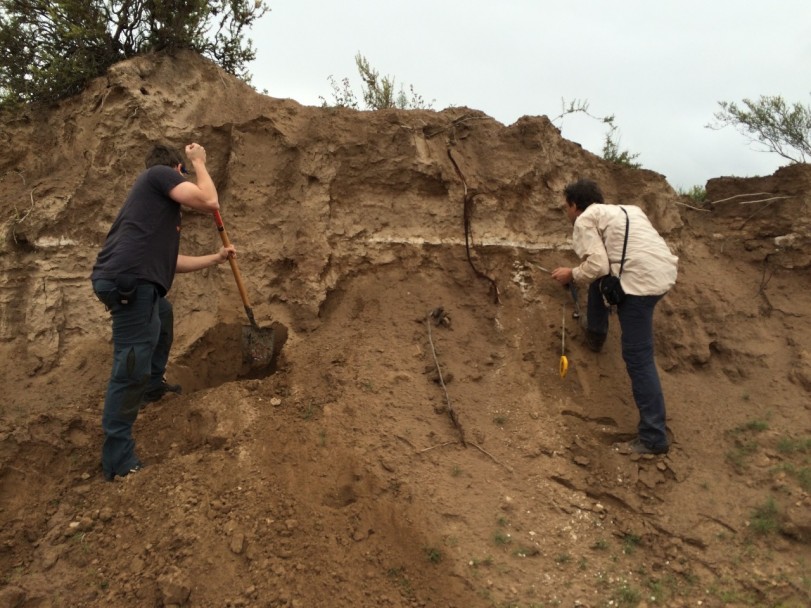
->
xmin=213 ymin=210 xmax=286 ymax=368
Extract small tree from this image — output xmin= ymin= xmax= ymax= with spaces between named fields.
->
xmin=708 ymin=95 xmax=811 ymax=163
xmin=320 ymin=53 xmax=433 ymax=111
xmin=0 ymin=0 xmax=269 ymax=108
xmin=553 ymin=98 xmax=641 ymax=168
xmin=601 ymin=119 xmax=641 ymax=168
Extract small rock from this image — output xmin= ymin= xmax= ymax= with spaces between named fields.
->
xmin=157 ymin=569 xmax=192 ymax=606
xmin=230 ymin=532 xmax=246 ymax=555
xmin=40 ymin=546 xmax=62 ymax=570
xmin=78 ymin=517 xmax=94 ymax=532
xmin=130 ymin=557 xmax=145 ymax=573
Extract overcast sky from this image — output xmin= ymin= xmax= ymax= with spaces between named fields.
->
xmin=248 ymin=1 xmax=811 ymax=191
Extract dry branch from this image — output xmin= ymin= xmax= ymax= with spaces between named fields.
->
xmin=707 ymin=192 xmax=773 ymax=205
xmin=425 ymin=313 xmax=466 ymax=446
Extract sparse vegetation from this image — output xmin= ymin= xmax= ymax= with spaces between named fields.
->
xmin=737 ymin=419 xmax=769 ymax=433
xmin=386 ymin=567 xmax=415 ymax=598
xmin=300 ymin=399 xmax=321 ymax=420
xmin=602 ymin=120 xmax=642 ymax=168
xmin=776 ymin=462 xmax=811 ymax=492
xmin=468 ymin=556 xmax=494 ymax=569
xmin=776 ymin=436 xmax=811 ymax=454
xmin=709 ymin=94 xmax=811 ymax=163
xmin=512 ymin=545 xmax=538 ymax=558
xmin=611 ymin=581 xmax=642 ymax=607
xmin=749 ymin=497 xmax=780 ymax=535
xmin=424 ymin=546 xmax=442 ymax=564
xmin=320 ymin=53 xmax=433 ymax=110
xmin=554 ymin=553 xmax=572 ymax=565
xmin=622 ymin=533 xmax=642 ymax=555
xmin=708 ymin=579 xmax=758 ymax=605
xmin=726 ymin=440 xmax=758 ymax=472
xmin=552 ymin=98 xmax=641 ymax=168
xmin=725 ymin=418 xmax=770 ymax=471
xmin=646 ymin=574 xmax=680 ymax=605
xmin=493 ymin=531 xmax=511 ymax=546
xmin=678 ymin=185 xmax=707 ymax=203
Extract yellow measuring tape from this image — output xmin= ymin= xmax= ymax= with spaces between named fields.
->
xmin=560 ymin=303 xmax=568 ymax=379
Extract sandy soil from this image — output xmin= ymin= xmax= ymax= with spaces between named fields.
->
xmin=0 ymin=51 xmax=809 ymax=608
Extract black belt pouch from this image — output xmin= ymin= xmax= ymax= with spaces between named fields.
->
xmin=115 ymin=274 xmax=138 ymax=305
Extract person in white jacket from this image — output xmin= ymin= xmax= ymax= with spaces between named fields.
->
xmin=551 ymin=179 xmax=678 ymax=455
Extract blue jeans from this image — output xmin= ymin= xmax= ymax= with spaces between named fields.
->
xmin=587 ymin=280 xmax=668 ymax=450
xmin=92 ymin=279 xmax=173 ymax=479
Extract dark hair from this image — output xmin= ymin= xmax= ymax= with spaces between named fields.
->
xmin=144 ymin=144 xmax=183 ymax=169
xmin=564 ymin=179 xmax=604 ymax=211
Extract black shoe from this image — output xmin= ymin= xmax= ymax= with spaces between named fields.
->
xmin=103 ymin=463 xmax=143 ymax=482
xmin=143 ymin=380 xmax=182 ymax=403
xmin=618 ymin=438 xmax=669 ymax=455
xmin=585 ymin=330 xmax=607 ymax=353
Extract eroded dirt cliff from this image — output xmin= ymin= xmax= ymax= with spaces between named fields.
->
xmin=1 ymin=51 xmax=809 ymax=608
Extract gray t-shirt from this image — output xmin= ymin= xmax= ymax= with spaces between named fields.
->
xmin=92 ymin=165 xmax=185 ymax=295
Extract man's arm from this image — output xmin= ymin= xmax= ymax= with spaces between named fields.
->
xmin=569 ymin=216 xmax=609 ymax=283
xmin=169 ymin=143 xmax=220 ymax=213
xmin=551 ymin=214 xmax=609 ymax=286
xmin=176 ymin=245 xmax=236 ymax=273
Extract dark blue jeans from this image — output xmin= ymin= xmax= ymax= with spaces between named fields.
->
xmin=92 ymin=279 xmax=174 ymax=479
xmin=587 ymin=280 xmax=668 ymax=450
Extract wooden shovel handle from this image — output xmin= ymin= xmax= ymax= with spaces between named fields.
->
xmin=213 ymin=210 xmax=252 ymax=310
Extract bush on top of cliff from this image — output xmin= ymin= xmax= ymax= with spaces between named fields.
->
xmin=0 ymin=0 xmax=269 ymax=108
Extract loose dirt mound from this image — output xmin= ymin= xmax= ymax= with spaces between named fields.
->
xmin=1 ymin=51 xmax=809 ymax=607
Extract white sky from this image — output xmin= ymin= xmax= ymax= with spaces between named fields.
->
xmin=247 ymin=1 xmax=811 ymax=191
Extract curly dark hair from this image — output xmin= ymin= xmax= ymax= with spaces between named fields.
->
xmin=563 ymin=179 xmax=604 ymax=211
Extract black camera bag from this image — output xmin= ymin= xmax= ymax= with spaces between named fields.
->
xmin=599 ymin=207 xmax=629 ymax=306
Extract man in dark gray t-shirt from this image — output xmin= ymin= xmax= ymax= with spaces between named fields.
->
xmin=92 ymin=142 xmax=235 ymax=481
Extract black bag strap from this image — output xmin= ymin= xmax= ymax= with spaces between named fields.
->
xmin=617 ymin=207 xmax=629 ymax=277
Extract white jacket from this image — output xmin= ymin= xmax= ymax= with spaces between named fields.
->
xmin=571 ymin=204 xmax=678 ymax=296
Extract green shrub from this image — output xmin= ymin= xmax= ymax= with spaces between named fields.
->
xmin=0 ymin=0 xmax=269 ymax=108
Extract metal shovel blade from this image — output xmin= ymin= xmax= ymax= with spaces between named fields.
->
xmin=242 ymin=319 xmax=288 ymax=369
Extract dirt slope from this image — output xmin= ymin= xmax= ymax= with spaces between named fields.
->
xmin=1 ymin=51 xmax=809 ymax=608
